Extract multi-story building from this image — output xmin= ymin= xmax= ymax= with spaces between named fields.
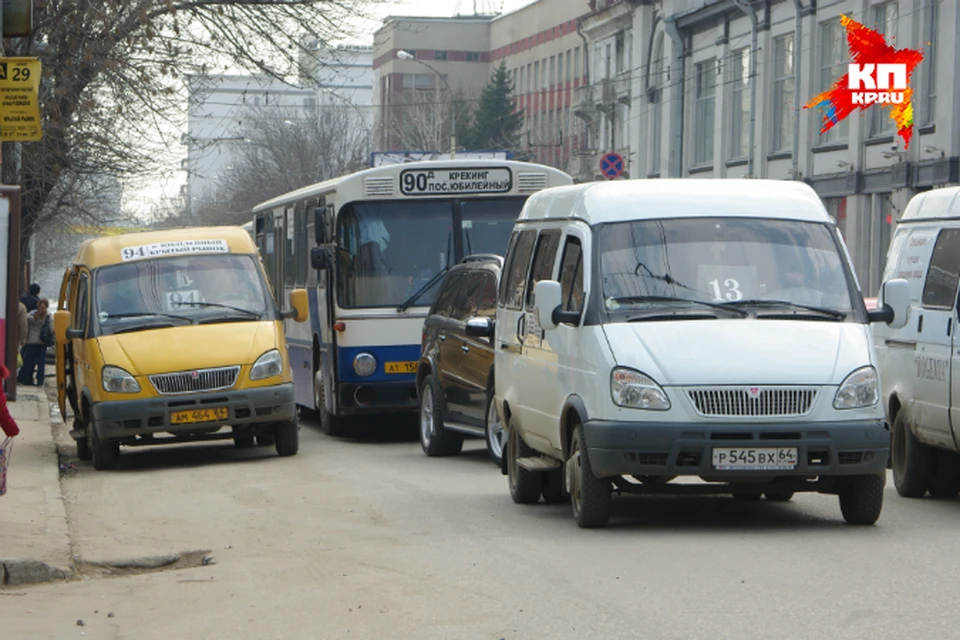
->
xmin=301 ymin=43 xmax=375 ymax=140
xmin=624 ymin=0 xmax=959 ymax=295
xmin=372 ymin=0 xmax=589 ymax=174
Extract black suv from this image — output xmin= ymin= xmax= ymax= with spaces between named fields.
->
xmin=416 ymin=254 xmax=503 ymax=465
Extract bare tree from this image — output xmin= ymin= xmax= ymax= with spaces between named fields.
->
xmin=394 ymin=89 xmax=473 ymax=153
xmin=190 ymin=103 xmax=370 ymax=227
xmin=2 ymin=0 xmax=384 ymax=266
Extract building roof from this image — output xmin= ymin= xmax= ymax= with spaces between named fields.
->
xmin=517 ymin=179 xmax=834 ymax=225
xmin=73 ymin=226 xmax=257 ymax=270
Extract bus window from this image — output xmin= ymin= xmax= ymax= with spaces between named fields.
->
xmin=460 ymin=198 xmax=527 ymax=257
xmin=337 ymin=201 xmax=454 ymax=309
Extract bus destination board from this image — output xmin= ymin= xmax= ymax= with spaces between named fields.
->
xmin=400 ymin=167 xmax=513 ymax=196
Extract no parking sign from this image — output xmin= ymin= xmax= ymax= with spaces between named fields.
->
xmin=599 ymin=152 xmax=624 ymax=180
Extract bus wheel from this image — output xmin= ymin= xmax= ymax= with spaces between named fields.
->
xmin=316 ymin=374 xmax=347 ymax=437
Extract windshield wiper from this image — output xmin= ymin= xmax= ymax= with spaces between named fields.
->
xmin=610 ymin=296 xmax=748 ymax=317
xmin=101 ymin=311 xmax=193 ymax=323
xmin=174 ymin=302 xmax=262 ymax=317
xmin=110 ymin=322 xmax=176 ymax=335
xmin=724 ymin=299 xmax=847 ymax=320
xmin=398 ymin=266 xmax=449 ymax=312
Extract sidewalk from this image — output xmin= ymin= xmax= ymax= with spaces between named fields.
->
xmin=1 ymin=382 xmax=74 ymax=586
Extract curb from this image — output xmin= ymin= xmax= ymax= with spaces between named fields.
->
xmin=1 ymin=559 xmax=73 ymax=586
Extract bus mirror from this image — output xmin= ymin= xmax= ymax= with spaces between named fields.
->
xmin=314 ymin=207 xmax=329 ymax=244
xmin=310 ymin=246 xmax=328 ymax=270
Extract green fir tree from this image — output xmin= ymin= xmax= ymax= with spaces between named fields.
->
xmin=465 ymin=61 xmax=524 ymax=152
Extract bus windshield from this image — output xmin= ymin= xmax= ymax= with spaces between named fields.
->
xmin=94 ymin=254 xmax=271 ymax=335
xmin=337 ymin=198 xmax=525 ymax=308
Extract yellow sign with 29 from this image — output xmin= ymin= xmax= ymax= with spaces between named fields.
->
xmin=0 ymin=57 xmax=41 ymax=141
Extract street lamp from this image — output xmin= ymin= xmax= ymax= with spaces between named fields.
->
xmin=397 ymin=49 xmax=457 ymax=158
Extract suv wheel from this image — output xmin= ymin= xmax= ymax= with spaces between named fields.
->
xmin=568 ymin=424 xmax=611 ymax=528
xmin=419 ymin=374 xmax=463 ymax=456
xmin=484 ymin=385 xmax=503 ymax=466
xmin=892 ymin=410 xmax=932 ymax=498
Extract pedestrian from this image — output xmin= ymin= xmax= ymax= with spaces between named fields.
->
xmin=20 ymin=283 xmax=40 ymax=313
xmin=18 ymin=298 xmax=53 ymax=387
xmin=0 ymin=364 xmax=21 ymax=438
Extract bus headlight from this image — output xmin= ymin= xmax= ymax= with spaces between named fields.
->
xmin=251 ymin=349 xmax=283 ymax=380
xmin=102 ymin=366 xmax=141 ymax=394
xmin=353 ymin=353 xmax=377 ymax=377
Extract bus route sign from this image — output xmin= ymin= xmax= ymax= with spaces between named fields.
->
xmin=0 ymin=57 xmax=41 ymax=141
xmin=400 ymin=167 xmax=513 ymax=196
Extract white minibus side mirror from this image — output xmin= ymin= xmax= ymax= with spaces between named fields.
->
xmin=533 ymin=280 xmax=563 ymax=331
xmin=868 ymin=279 xmax=911 ymax=329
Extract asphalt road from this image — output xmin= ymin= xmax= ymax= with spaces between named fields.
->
xmin=4 ymin=414 xmax=960 ymax=640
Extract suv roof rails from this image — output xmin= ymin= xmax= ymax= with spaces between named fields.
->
xmin=461 ymin=253 xmax=504 ymax=266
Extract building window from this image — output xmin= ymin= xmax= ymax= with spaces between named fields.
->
xmin=574 ymin=47 xmax=581 ymax=82
xmin=922 ymin=0 xmax=937 ymax=124
xmin=693 ymin=59 xmax=716 ymax=166
xmin=605 ymin=43 xmax=612 ymax=79
xmin=557 ymin=54 xmax=564 ymax=88
xmin=819 ymin=19 xmax=849 ymax=143
xmin=402 ymin=73 xmax=435 ymax=90
xmin=615 ymin=31 xmax=626 ymax=74
xmin=870 ymin=2 xmax=898 ymax=136
xmin=566 ymin=50 xmax=572 ymax=83
xmin=549 ymin=56 xmax=556 ymax=87
xmin=879 ymin=194 xmax=895 ymax=278
xmin=434 ymin=50 xmax=448 ymax=61
xmin=772 ymin=34 xmax=795 ymax=153
xmin=465 ymin=51 xmax=481 ymax=62
xmin=730 ymin=47 xmax=750 ymax=159
xmin=533 ymin=61 xmax=539 ymax=92
xmin=649 ymin=33 xmax=664 ymax=176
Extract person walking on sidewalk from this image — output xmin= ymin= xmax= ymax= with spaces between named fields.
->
xmin=20 ymin=283 xmax=40 ymax=313
xmin=0 ymin=364 xmax=21 ymax=437
xmin=18 ymin=298 xmax=53 ymax=387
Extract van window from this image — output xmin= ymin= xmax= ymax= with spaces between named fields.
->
xmin=525 ymin=230 xmax=562 ymax=308
xmin=74 ymin=274 xmax=90 ymax=333
xmin=598 ymin=218 xmax=855 ymax=312
xmin=501 ymin=229 xmax=537 ymax=309
xmin=921 ymin=229 xmax=960 ymax=308
xmin=558 ymin=236 xmax=584 ymax=313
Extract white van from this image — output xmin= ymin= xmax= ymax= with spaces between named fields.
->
xmin=484 ymin=179 xmax=910 ymax=528
xmin=873 ymin=186 xmax=960 ymax=500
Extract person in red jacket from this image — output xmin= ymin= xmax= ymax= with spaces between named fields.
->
xmin=0 ymin=364 xmax=22 ymax=437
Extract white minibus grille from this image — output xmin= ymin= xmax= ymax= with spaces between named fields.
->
xmin=149 ymin=366 xmax=241 ymax=395
xmin=364 ymin=176 xmax=395 ymax=197
xmin=686 ymin=387 xmax=818 ymax=417
xmin=517 ymin=172 xmax=547 ymax=193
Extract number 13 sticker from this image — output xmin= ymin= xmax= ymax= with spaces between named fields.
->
xmin=708 ymin=278 xmax=743 ymax=301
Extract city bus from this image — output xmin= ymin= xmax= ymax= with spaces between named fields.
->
xmin=249 ymin=159 xmax=573 ymax=435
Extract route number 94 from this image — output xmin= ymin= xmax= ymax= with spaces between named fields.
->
xmin=708 ymin=278 xmax=743 ymax=301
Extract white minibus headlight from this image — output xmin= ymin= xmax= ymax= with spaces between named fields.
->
xmin=353 ymin=353 xmax=377 ymax=377
xmin=250 ymin=349 xmax=283 ymax=380
xmin=833 ymin=366 xmax=879 ymax=409
xmin=102 ymin=366 xmax=141 ymax=394
xmin=611 ymin=368 xmax=671 ymax=410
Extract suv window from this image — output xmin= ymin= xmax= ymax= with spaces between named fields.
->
xmin=470 ymin=272 xmax=498 ymax=319
xmin=558 ymin=236 xmax=584 ymax=313
xmin=431 ymin=271 xmax=464 ymax=317
xmin=922 ymin=229 xmax=960 ymax=308
xmin=501 ymin=229 xmax=536 ymax=309
xmin=450 ymin=272 xmax=488 ymax=322
xmin=525 ymin=230 xmax=562 ymax=308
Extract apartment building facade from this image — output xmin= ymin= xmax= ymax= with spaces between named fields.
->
xmin=372 ymin=0 xmax=589 ymax=174
xmin=625 ymin=0 xmax=958 ymax=295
